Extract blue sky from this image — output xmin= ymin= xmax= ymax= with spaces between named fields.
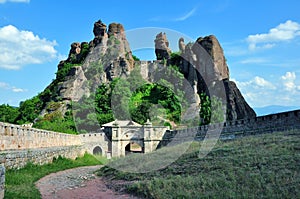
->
xmin=0 ymin=0 xmax=300 ymax=112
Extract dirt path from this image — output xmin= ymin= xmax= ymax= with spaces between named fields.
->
xmin=36 ymin=165 xmax=139 ymax=199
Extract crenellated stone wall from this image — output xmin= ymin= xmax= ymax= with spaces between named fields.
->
xmin=0 ymin=146 xmax=85 ymax=170
xmin=159 ymin=109 xmax=300 ymax=147
xmin=0 ymin=122 xmax=81 ymax=151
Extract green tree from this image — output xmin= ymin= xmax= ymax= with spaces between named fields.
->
xmin=132 ymin=54 xmax=140 ymax=61
xmin=16 ymin=96 xmax=43 ymax=124
xmin=0 ymin=104 xmax=19 ymax=123
xmin=199 ymin=92 xmax=211 ymax=125
xmin=210 ymin=96 xmax=225 ymax=124
xmin=199 ymin=93 xmax=225 ymax=125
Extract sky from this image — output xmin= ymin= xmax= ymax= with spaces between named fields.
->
xmin=0 ymin=0 xmax=300 ymax=114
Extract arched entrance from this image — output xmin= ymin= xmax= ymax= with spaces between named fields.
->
xmin=93 ymin=146 xmax=103 ymax=155
xmin=125 ymin=141 xmax=143 ymax=155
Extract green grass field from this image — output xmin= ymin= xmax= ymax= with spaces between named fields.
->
xmin=97 ymin=131 xmax=300 ymax=198
xmin=4 ymin=153 xmax=106 ymax=199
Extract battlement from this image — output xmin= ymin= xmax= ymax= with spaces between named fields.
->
xmin=159 ymin=109 xmax=300 ymax=147
xmin=0 ymin=122 xmax=81 ymax=151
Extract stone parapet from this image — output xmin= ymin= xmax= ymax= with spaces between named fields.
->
xmin=0 ymin=146 xmax=85 ymax=170
xmin=0 ymin=122 xmax=81 ymax=151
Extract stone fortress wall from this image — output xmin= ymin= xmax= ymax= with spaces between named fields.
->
xmin=0 ymin=109 xmax=299 ymax=167
xmin=0 ymin=109 xmax=300 ymax=198
xmin=160 ymin=109 xmax=300 ymax=146
xmin=0 ymin=122 xmax=81 ymax=151
xmin=0 ymin=122 xmax=109 ymax=198
xmin=0 ymin=122 xmax=109 ymax=169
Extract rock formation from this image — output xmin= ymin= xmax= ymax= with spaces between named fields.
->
xmin=195 ymin=35 xmax=229 ymax=81
xmin=39 ymin=19 xmax=255 ymax=122
xmin=178 ymin=37 xmax=186 ymax=52
xmin=154 ymin=32 xmax=172 ymax=60
xmin=223 ymin=80 xmax=256 ymax=120
xmin=177 ymin=35 xmax=255 ymax=120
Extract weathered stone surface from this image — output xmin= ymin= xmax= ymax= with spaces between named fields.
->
xmin=174 ymin=34 xmax=255 ymax=120
xmin=93 ymin=20 xmax=107 ymax=37
xmin=0 ymin=164 xmax=5 ymax=199
xmin=43 ymin=20 xmax=134 ymax=108
xmin=59 ymin=65 xmax=89 ymax=101
xmin=223 ymin=80 xmax=256 ymax=120
xmin=107 ymin=23 xmax=125 ymax=37
xmin=155 ymin=32 xmax=172 ymax=60
xmin=178 ymin=37 xmax=186 ymax=52
xmin=198 ymin=35 xmax=229 ymax=80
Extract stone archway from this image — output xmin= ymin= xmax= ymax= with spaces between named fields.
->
xmin=125 ymin=141 xmax=143 ymax=155
xmin=93 ymin=146 xmax=103 ymax=155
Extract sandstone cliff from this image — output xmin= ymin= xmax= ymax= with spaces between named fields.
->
xmin=39 ymin=20 xmax=255 ymax=122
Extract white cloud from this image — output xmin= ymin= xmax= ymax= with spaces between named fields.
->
xmin=175 ymin=7 xmax=197 ymax=21
xmin=233 ymin=72 xmax=300 ymax=107
xmin=247 ymin=20 xmax=300 ymax=50
xmin=240 ymin=58 xmax=269 ymax=64
xmin=253 ymin=76 xmax=276 ymax=89
xmin=0 ymin=25 xmax=58 ymax=70
xmin=0 ymin=81 xmax=27 ymax=92
xmin=281 ymin=72 xmax=300 ymax=91
xmin=233 ymin=76 xmax=276 ymax=90
xmin=0 ymin=0 xmax=29 ymax=3
xmin=0 ymin=82 xmax=9 ymax=88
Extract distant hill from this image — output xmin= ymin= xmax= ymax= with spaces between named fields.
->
xmin=254 ymin=105 xmax=300 ymax=116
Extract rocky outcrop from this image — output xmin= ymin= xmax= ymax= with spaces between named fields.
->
xmin=93 ymin=20 xmax=107 ymax=37
xmin=175 ymin=34 xmax=255 ymax=120
xmin=178 ymin=37 xmax=186 ymax=52
xmin=39 ymin=20 xmax=135 ymax=117
xmin=223 ymin=80 xmax=256 ymax=120
xmin=57 ymin=20 xmax=134 ymax=102
xmin=39 ymin=20 xmax=255 ymax=122
xmin=155 ymin=32 xmax=172 ymax=60
xmin=59 ymin=66 xmax=89 ymax=101
xmin=195 ymin=35 xmax=229 ymax=81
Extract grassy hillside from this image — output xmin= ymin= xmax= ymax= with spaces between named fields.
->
xmin=97 ymin=131 xmax=300 ymax=198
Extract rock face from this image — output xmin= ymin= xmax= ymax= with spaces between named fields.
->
xmin=93 ymin=20 xmax=107 ymax=37
xmin=196 ymin=35 xmax=229 ymax=81
xmin=155 ymin=32 xmax=172 ymax=60
xmin=56 ymin=20 xmax=134 ymax=103
xmin=177 ymin=34 xmax=255 ymax=120
xmin=39 ymin=20 xmax=255 ymax=121
xmin=223 ymin=80 xmax=256 ymax=120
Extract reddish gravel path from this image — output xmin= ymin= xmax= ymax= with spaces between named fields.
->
xmin=36 ymin=166 xmax=140 ymax=199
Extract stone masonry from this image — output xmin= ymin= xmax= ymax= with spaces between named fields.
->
xmin=0 ymin=163 xmax=4 ymax=199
